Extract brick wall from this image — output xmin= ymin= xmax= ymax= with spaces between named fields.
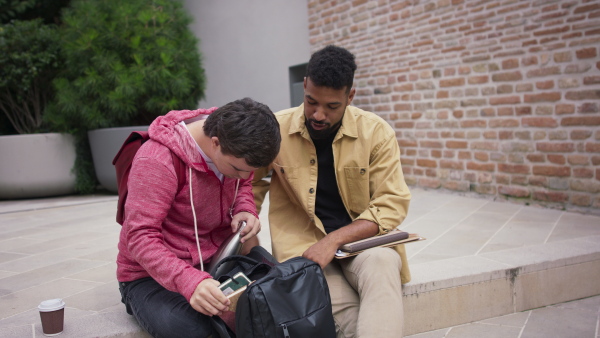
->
xmin=307 ymin=0 xmax=600 ymax=214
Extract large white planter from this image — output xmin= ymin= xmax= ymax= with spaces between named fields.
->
xmin=88 ymin=126 xmax=148 ymax=193
xmin=0 ymin=133 xmax=77 ymax=199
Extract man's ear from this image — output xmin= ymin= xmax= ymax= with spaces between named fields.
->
xmin=347 ymin=87 xmax=356 ymax=105
xmin=211 ymin=136 xmax=220 ymax=149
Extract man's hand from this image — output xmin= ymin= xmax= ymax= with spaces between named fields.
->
xmin=303 ymin=219 xmax=380 ymax=269
xmin=231 ymin=212 xmax=261 ymax=244
xmin=189 ymin=278 xmax=230 ymax=316
xmin=302 ymin=236 xmax=339 ymax=269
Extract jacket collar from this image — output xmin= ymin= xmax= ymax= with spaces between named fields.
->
xmin=288 ymin=104 xmax=359 ymax=140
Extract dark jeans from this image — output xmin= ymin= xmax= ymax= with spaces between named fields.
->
xmin=119 ymin=277 xmax=214 ymax=338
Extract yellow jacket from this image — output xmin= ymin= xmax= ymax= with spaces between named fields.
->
xmin=253 ymin=104 xmax=412 ymax=283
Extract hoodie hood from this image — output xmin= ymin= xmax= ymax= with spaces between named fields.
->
xmin=148 ymin=108 xmax=218 ymax=171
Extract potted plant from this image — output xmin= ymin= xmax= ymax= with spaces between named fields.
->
xmin=46 ymin=0 xmax=206 ymax=194
xmin=0 ymin=18 xmax=77 ymax=199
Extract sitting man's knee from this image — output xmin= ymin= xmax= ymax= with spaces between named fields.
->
xmin=359 ymin=247 xmax=402 ymax=269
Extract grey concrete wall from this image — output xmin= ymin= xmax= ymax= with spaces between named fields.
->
xmin=184 ymin=0 xmax=311 ymax=112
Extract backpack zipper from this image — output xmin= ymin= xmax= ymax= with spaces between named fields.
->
xmin=282 ymin=323 xmax=290 ymax=338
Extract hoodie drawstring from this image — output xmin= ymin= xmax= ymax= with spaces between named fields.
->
xmin=189 ymin=166 xmax=240 ymax=273
xmin=189 ymin=166 xmax=204 ymax=272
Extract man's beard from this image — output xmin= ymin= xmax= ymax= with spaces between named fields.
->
xmin=305 ymin=118 xmax=342 ymax=140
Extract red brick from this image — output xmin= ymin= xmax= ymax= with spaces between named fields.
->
xmin=574 ymin=3 xmax=600 ymax=14
xmin=394 ymin=104 xmax=412 ymax=111
xmin=533 ymin=25 xmax=569 ymax=36
xmin=497 ymin=107 xmax=514 ymax=116
xmin=576 ymin=47 xmax=598 ymax=59
xmin=526 ymin=66 xmax=561 ymax=77
xmin=467 ymin=162 xmax=495 ymax=171
xmin=471 ymin=141 xmax=498 ymax=151
xmin=578 ymin=102 xmax=599 ymax=113
xmin=511 ymin=175 xmax=528 ymax=186
xmin=516 ymin=106 xmax=532 ymax=115
xmin=440 ymin=78 xmax=466 ymax=87
xmin=536 ymin=142 xmax=575 ymax=152
xmin=571 ymin=130 xmax=593 ymax=140
xmin=527 ymin=154 xmax=545 ymax=162
xmin=489 ymin=119 xmax=520 ymax=128
xmin=522 ymin=56 xmax=538 ymax=66
xmin=586 ymin=143 xmax=600 ymax=153
xmin=574 ymin=168 xmax=594 ymax=178
xmin=418 ymin=177 xmax=441 ymax=188
xmin=417 ymin=159 xmax=437 ymax=168
xmin=522 ymin=117 xmax=558 ymax=128
xmin=561 ymin=116 xmax=600 ymax=126
xmin=440 ymin=160 xmax=463 ymax=169
xmin=446 ymin=140 xmax=468 ymax=149
xmin=474 ymin=152 xmax=489 ymax=161
xmin=468 ymin=75 xmax=488 ymax=84
xmin=525 ymin=92 xmax=561 ymax=103
xmin=473 ymin=184 xmax=497 ymax=195
xmin=553 ymin=51 xmax=572 ymax=62
xmin=492 ymin=71 xmax=523 ymax=82
xmin=498 ymin=163 xmax=530 ymax=174
xmin=395 ymin=121 xmax=415 ymax=128
xmin=556 ymin=104 xmax=575 ymax=115
xmin=458 ymin=151 xmax=471 ymax=160
xmin=394 ymin=83 xmax=414 ymax=91
xmin=497 ymin=84 xmax=513 ymax=94
xmin=532 ymin=165 xmax=571 ymax=176
xmin=565 ymin=90 xmax=600 ymax=100
xmin=399 ymin=139 xmax=418 ymax=148
xmin=533 ymin=190 xmax=569 ymax=203
xmin=461 ymin=120 xmax=487 ymax=128
xmin=583 ymin=76 xmax=600 ymax=85
xmin=443 ymin=181 xmax=470 ymax=191
xmin=490 ymin=96 xmax=521 ymax=105
xmin=536 ymin=80 xmax=555 ymax=89
xmin=571 ymin=194 xmax=592 ymax=207
xmin=437 ymin=91 xmax=449 ymax=99
xmin=501 ymin=58 xmax=519 ymax=69
xmin=420 ymin=140 xmax=443 ymax=148
xmin=547 ymin=154 xmax=566 ymax=165
xmin=568 ymin=154 xmax=590 ymax=165
xmin=499 ymin=185 xmax=530 ymax=197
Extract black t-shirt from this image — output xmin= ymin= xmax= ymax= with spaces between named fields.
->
xmin=312 ymin=132 xmax=353 ymax=233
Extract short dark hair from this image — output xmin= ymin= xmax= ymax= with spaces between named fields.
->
xmin=203 ymin=98 xmax=280 ymax=167
xmin=305 ymin=45 xmax=357 ymax=92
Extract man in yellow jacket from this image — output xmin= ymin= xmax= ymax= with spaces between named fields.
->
xmin=253 ymin=45 xmax=411 ymax=337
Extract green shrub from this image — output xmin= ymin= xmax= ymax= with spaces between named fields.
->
xmin=0 ymin=19 xmax=61 ymax=134
xmin=46 ymin=0 xmax=206 ymax=193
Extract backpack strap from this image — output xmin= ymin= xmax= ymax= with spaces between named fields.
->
xmin=171 ymin=151 xmax=186 ymax=192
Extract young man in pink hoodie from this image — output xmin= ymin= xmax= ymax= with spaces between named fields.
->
xmin=117 ymin=98 xmax=281 ymax=337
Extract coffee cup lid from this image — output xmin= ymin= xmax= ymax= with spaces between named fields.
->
xmin=38 ymin=299 xmax=65 ymax=312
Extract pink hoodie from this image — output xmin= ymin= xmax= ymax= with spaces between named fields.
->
xmin=116 ymin=108 xmax=258 ymax=302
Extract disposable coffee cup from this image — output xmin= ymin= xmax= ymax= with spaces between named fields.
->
xmin=38 ymin=298 xmax=65 ymax=336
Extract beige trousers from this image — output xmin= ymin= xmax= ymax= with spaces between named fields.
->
xmin=324 ymin=247 xmax=404 ymax=338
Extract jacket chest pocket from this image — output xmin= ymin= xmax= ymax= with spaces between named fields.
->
xmin=272 ymin=163 xmax=304 ymax=204
xmin=273 ymin=162 xmax=298 ymax=180
xmin=343 ymin=167 xmax=370 ymax=213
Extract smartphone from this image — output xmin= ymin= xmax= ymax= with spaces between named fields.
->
xmin=219 ymin=271 xmax=251 ymax=296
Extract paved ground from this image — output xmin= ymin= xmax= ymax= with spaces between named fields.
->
xmin=0 ymin=187 xmax=599 ymax=337
xmin=405 ymin=295 xmax=600 ymax=338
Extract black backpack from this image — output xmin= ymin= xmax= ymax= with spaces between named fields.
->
xmin=211 ymin=247 xmax=336 ymax=338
